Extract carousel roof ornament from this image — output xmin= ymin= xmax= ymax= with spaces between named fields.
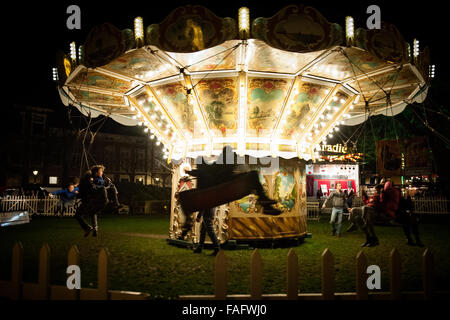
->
xmin=56 ymin=4 xmax=431 ymax=162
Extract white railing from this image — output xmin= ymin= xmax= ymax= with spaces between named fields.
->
xmin=413 ymin=196 xmax=449 ymax=214
xmin=306 ymin=201 xmax=320 ymax=220
xmin=0 ymin=196 xmax=77 ymax=216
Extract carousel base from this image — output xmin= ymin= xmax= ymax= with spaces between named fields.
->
xmin=170 ymin=157 xmax=309 ymax=244
xmin=166 ymin=238 xmax=252 ymax=250
xmin=166 ymin=235 xmax=309 ymax=250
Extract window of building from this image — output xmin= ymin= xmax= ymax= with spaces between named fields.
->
xmin=120 ymin=148 xmax=131 ymax=171
xmin=120 ymin=174 xmax=130 ymax=182
xmin=135 ymin=176 xmax=145 ymax=184
xmin=136 ymin=150 xmax=145 ymax=171
xmin=31 ymin=113 xmax=46 ymax=136
xmin=49 ymin=176 xmax=58 ymax=185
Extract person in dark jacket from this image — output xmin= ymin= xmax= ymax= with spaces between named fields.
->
xmin=51 ymin=183 xmax=78 ymax=216
xmin=348 ymin=184 xmax=383 ymax=247
xmin=347 ymin=189 xmax=355 ymax=209
xmin=74 ymin=166 xmax=108 ymax=237
xmin=397 ymin=191 xmax=424 ymax=246
xmin=322 ymin=182 xmax=348 ymax=236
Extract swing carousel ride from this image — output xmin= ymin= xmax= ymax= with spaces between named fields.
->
xmin=55 ymin=5 xmax=431 ymax=243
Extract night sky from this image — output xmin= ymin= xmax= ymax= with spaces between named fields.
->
xmin=2 ymin=0 xmax=445 ymax=108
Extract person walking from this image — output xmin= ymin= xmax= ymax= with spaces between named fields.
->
xmin=193 ymin=207 xmax=220 ymax=256
xmin=322 ymin=182 xmax=348 ymax=237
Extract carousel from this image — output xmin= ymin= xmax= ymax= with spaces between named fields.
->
xmin=55 ymin=5 xmax=430 ymax=244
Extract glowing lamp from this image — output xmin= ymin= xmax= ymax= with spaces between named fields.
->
xmin=78 ymin=45 xmax=83 ymax=63
xmin=134 ymin=17 xmax=144 ymax=46
xmin=413 ymin=39 xmax=419 ymax=58
xmin=238 ymin=7 xmax=250 ymax=39
xmin=52 ymin=67 xmax=59 ymax=82
xmin=429 ymin=65 xmax=435 ymax=79
xmin=70 ymin=42 xmax=77 ymax=62
xmin=345 ymin=16 xmax=354 ymax=46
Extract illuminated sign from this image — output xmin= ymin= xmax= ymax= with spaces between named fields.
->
xmin=316 ymin=144 xmax=349 ymax=154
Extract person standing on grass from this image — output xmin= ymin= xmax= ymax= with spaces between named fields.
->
xmin=322 ymin=182 xmax=348 ymax=237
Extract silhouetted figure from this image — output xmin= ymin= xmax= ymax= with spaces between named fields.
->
xmin=397 ymin=191 xmax=424 ymax=246
xmin=74 ymin=165 xmax=110 ymax=237
xmin=178 ymin=146 xmax=281 ymax=216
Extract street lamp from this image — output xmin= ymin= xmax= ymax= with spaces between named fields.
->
xmin=32 ymin=170 xmax=38 ymax=184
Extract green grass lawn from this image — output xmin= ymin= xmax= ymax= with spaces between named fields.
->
xmin=1 ymin=213 xmax=449 ymax=299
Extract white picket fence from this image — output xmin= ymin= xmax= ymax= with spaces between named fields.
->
xmin=413 ymin=196 xmax=449 ymax=214
xmin=307 ymin=196 xmax=449 ymax=218
xmin=1 ymin=195 xmax=448 ymax=217
xmin=0 ymin=196 xmax=77 ymax=216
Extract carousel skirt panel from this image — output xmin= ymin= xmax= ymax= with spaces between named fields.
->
xmin=228 ymin=216 xmax=306 ymax=239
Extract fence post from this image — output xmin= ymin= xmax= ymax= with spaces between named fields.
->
xmin=390 ymin=248 xmax=401 ymax=300
xmin=286 ymin=249 xmax=298 ymax=300
xmin=355 ymin=251 xmax=368 ymax=300
xmin=10 ymin=242 xmax=24 ymax=300
xmin=98 ymin=248 xmax=109 ymax=300
xmin=250 ymin=249 xmax=262 ymax=299
xmin=22 ymin=244 xmax=52 ymax=300
xmin=423 ymin=248 xmax=433 ymax=300
xmin=214 ymin=250 xmax=227 ymax=299
xmin=321 ymin=248 xmax=334 ymax=300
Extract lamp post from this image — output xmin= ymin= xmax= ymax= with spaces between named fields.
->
xmin=32 ymin=170 xmax=38 ymax=184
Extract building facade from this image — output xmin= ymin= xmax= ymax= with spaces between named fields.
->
xmin=0 ymin=104 xmax=171 ymax=189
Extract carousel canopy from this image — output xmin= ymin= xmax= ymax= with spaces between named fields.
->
xmin=57 ymin=5 xmax=430 ymax=161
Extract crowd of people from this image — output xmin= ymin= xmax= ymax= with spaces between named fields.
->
xmin=321 ymin=179 xmax=423 ymax=247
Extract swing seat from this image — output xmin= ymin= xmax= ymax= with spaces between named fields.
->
xmin=178 ymin=172 xmax=259 ymax=214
